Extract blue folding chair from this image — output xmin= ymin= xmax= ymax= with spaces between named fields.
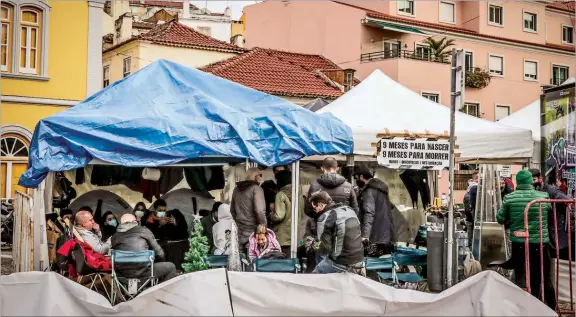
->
xmin=205 ymin=255 xmax=229 ymax=268
xmin=110 ymin=250 xmax=155 ymax=303
xmin=253 ymin=258 xmax=300 ymax=273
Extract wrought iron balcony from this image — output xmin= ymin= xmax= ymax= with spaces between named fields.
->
xmin=360 ymin=50 xmax=450 ymax=64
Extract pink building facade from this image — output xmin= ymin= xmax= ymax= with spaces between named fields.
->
xmin=244 ymin=1 xmax=575 ymax=203
xmin=244 ymin=0 xmax=575 ymax=121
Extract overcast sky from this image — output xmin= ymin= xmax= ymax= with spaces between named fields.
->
xmin=189 ymin=1 xmax=258 ymax=20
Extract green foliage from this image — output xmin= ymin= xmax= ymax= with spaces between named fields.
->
xmin=465 ymin=67 xmax=491 ymax=89
xmin=421 ymin=37 xmax=455 ymax=59
xmin=181 ymin=220 xmax=209 ymax=273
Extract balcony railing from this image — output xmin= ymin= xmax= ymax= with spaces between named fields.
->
xmin=360 ymin=50 xmax=450 ymax=64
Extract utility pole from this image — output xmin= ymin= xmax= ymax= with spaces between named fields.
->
xmin=446 ymin=48 xmax=464 ymax=288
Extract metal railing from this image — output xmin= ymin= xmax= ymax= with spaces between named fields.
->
xmin=521 ymin=199 xmax=574 ymax=315
xmin=360 ymin=50 xmax=450 ymax=63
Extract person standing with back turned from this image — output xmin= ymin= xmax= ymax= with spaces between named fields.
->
xmin=496 ymin=169 xmax=556 ymax=310
xmin=230 ymin=167 xmax=267 ymax=254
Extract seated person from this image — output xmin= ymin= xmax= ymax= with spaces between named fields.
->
xmin=145 ymin=199 xmax=188 ymax=241
xmin=74 ymin=209 xmax=111 ymax=254
xmin=99 ymin=211 xmax=118 ymax=241
xmin=248 ymin=224 xmax=282 ymax=261
xmin=112 ymin=214 xmax=178 ymax=284
xmin=133 ymin=202 xmax=148 ymax=224
xmin=213 ymin=204 xmax=234 ymax=255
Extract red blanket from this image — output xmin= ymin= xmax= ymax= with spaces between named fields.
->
xmin=56 ymin=239 xmax=111 ymax=277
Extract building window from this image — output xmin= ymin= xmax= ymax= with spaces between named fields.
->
xmin=552 ymin=65 xmax=569 ymax=86
xmin=563 ymin=25 xmax=574 ymax=44
xmin=465 ymin=51 xmax=474 ymax=72
xmin=455 ymin=170 xmax=477 ymax=190
xmin=495 ymin=105 xmax=510 ymax=121
xmin=439 ymin=2 xmax=455 ymax=23
xmin=1 ymin=4 xmax=13 ymax=72
xmin=343 ymin=71 xmax=354 ymax=91
xmin=198 ymin=27 xmax=211 ymax=36
xmin=384 ymin=40 xmax=400 ymax=58
xmin=488 ymin=54 xmax=504 ymax=76
xmin=461 ymin=103 xmax=480 ymax=117
xmin=523 ymin=12 xmax=537 ymax=32
xmin=398 ymin=0 xmax=414 ymax=15
xmin=415 ymin=44 xmax=431 ymax=60
xmin=422 ymin=92 xmax=439 ymax=103
xmin=524 ymin=60 xmax=537 ymax=80
xmin=0 ymin=135 xmax=29 ymax=158
xmin=19 ymin=8 xmax=41 ymax=74
xmin=488 ymin=4 xmax=503 ymax=26
xmin=123 ymin=57 xmax=131 ymax=78
xmin=103 ymin=65 xmax=110 ymax=87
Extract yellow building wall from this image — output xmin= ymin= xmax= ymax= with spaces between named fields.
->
xmin=1 ymin=103 xmax=66 ymax=132
xmin=138 ymin=42 xmax=237 ymax=71
xmin=1 ymin=0 xmax=89 ymax=101
xmin=103 ymin=41 xmax=238 ymax=85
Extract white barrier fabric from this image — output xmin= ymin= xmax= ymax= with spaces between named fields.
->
xmin=553 ymin=259 xmax=576 ymax=304
xmin=0 ymin=269 xmax=232 ymax=316
xmin=1 ymin=270 xmax=555 ymax=316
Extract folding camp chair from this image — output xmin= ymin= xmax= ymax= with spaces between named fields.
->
xmin=253 ymin=258 xmax=300 ymax=273
xmin=110 ymin=250 xmax=156 ymax=303
xmin=205 ymin=255 xmax=229 ymax=268
xmin=69 ymin=242 xmax=113 ymax=301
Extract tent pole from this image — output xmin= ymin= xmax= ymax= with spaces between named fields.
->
xmin=290 ymin=161 xmax=300 ymax=259
xmin=446 ymin=48 xmax=464 ymax=288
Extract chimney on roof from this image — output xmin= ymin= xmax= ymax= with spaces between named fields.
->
xmin=224 ymin=6 xmax=232 ymax=17
xmin=231 ymin=34 xmax=244 ymax=47
xmin=182 ymin=0 xmax=190 ymax=19
xmin=114 ymin=13 xmax=133 ymax=44
xmin=111 ymin=0 xmax=130 ymax=21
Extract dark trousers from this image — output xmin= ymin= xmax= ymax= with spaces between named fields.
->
xmin=154 ymin=262 xmax=178 ymax=283
xmin=281 ymin=246 xmax=291 ymax=257
xmin=512 ymin=242 xmax=557 ymax=310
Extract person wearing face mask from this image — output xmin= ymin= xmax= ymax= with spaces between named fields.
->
xmin=230 ymin=167 xmax=267 ymax=253
xmin=145 ymin=199 xmax=188 ymax=241
xmin=112 ymin=213 xmax=178 ymax=284
xmin=100 ymin=211 xmax=118 ymax=241
xmin=355 ymin=167 xmax=393 ymax=256
xmin=133 ymin=202 xmax=148 ymax=224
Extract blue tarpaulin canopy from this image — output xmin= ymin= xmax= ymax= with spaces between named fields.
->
xmin=19 ymin=59 xmax=353 ymax=187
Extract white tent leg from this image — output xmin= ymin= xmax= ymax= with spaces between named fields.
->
xmin=290 ymin=161 xmax=300 ymax=259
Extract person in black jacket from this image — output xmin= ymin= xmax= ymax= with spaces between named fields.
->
xmin=145 ymin=199 xmax=188 ymax=241
xmin=355 ymin=167 xmax=394 ymax=256
xmin=304 ymin=157 xmax=359 ymax=219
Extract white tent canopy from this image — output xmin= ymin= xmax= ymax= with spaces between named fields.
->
xmin=318 ymin=70 xmax=533 ymax=164
xmin=498 ymin=100 xmax=540 ymax=141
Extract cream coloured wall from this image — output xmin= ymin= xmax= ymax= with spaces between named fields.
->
xmin=137 ymin=42 xmax=237 ymax=69
xmin=102 ymin=40 xmax=141 ymax=86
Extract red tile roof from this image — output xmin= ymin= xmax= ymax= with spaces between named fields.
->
xmin=334 ymin=1 xmax=575 ymax=53
xmin=103 ymin=20 xmax=245 ymax=54
xmin=128 ymin=0 xmax=198 ymax=10
xmin=201 ymin=48 xmax=346 ymax=99
xmin=546 ymin=1 xmax=575 ymax=12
